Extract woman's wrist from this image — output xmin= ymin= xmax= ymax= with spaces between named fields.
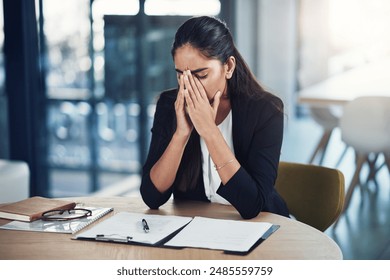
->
xmin=200 ymin=125 xmax=220 ymax=142
xmin=173 ymin=130 xmax=191 ymax=145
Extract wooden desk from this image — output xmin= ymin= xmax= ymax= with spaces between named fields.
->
xmin=298 ymin=59 xmax=390 ymax=106
xmin=0 ymin=196 xmax=342 ymax=260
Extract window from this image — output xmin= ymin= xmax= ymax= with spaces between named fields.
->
xmin=0 ymin=0 xmax=8 ymax=158
xmin=298 ymin=0 xmax=390 ymax=88
xmin=145 ymin=0 xmax=220 ymax=16
xmin=328 ymin=0 xmax=390 ymax=75
xmin=38 ymin=0 xmax=222 ymax=197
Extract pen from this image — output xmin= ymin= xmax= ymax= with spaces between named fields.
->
xmin=95 ymin=234 xmax=132 ymax=243
xmin=142 ymin=218 xmax=149 ymax=233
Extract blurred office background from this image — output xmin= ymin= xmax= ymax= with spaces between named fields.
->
xmin=0 ymin=0 xmax=389 ymax=259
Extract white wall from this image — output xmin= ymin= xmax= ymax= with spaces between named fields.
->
xmin=235 ymin=0 xmax=298 ymax=117
xmin=298 ymin=0 xmax=329 ymax=87
xmin=235 ymin=0 xmax=259 ymax=73
xmin=257 ymin=0 xmax=298 ymax=117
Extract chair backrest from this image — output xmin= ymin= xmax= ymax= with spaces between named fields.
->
xmin=340 ymin=96 xmax=390 ymax=154
xmin=310 ymin=106 xmax=342 ymax=130
xmin=275 ymin=161 xmax=345 ymax=232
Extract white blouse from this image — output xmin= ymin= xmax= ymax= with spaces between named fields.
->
xmin=200 ymin=110 xmax=234 ymax=205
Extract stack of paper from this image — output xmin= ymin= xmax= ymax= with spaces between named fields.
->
xmin=165 ymin=216 xmax=274 ymax=253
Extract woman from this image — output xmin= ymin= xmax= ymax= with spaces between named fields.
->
xmin=140 ymin=16 xmax=289 ymax=219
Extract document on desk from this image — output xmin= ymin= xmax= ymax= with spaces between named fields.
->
xmin=74 ymin=212 xmax=193 ymax=245
xmin=0 ymin=206 xmax=113 ymax=234
xmin=165 ymin=216 xmax=275 ymax=253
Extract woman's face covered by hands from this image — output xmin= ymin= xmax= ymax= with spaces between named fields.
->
xmin=174 ymin=44 xmax=234 ymax=103
xmin=173 ymin=44 xmax=235 ymax=137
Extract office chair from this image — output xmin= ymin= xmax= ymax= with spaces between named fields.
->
xmin=334 ymin=96 xmax=390 ymax=226
xmin=309 ymin=107 xmax=348 ymax=167
xmin=275 ymin=161 xmax=345 ymax=232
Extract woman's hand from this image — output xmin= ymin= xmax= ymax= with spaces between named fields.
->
xmin=174 ymin=74 xmax=193 ymax=138
xmin=183 ymin=70 xmax=221 ymax=137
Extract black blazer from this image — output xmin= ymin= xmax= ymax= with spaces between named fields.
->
xmin=140 ymin=88 xmax=289 ymax=219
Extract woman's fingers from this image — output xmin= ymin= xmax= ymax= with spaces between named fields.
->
xmin=184 ymin=87 xmax=194 ymax=110
xmin=176 ymin=75 xmax=185 ymax=108
xmin=211 ymin=90 xmax=222 ymax=114
xmin=186 ymin=71 xmax=202 ymax=101
xmin=193 ymin=76 xmax=208 ymax=100
xmin=183 ymin=72 xmax=198 ymax=104
xmin=184 ymin=70 xmax=209 ymax=107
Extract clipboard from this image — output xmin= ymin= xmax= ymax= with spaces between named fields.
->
xmin=223 ymin=224 xmax=280 ymax=255
xmin=73 ymin=212 xmax=193 ymax=246
xmin=73 ymin=212 xmax=279 ymax=255
xmin=164 ymin=216 xmax=278 ymax=254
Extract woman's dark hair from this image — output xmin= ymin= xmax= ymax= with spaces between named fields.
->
xmin=170 ymin=16 xmax=280 ymax=192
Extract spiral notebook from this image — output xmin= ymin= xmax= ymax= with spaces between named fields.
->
xmin=0 ymin=206 xmax=113 ymax=234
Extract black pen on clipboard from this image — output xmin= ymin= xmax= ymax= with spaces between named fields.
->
xmin=142 ymin=218 xmax=149 ymax=233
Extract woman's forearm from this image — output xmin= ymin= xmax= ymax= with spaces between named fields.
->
xmin=149 ymin=132 xmax=190 ymax=192
xmin=202 ymin=126 xmax=240 ymax=185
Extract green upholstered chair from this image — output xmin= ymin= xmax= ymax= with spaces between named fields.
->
xmin=275 ymin=161 xmax=345 ymax=232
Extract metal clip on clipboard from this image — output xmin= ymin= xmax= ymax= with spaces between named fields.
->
xmin=95 ymin=234 xmax=133 ymax=243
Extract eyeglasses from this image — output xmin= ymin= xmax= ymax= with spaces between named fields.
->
xmin=41 ymin=208 xmax=92 ymax=221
